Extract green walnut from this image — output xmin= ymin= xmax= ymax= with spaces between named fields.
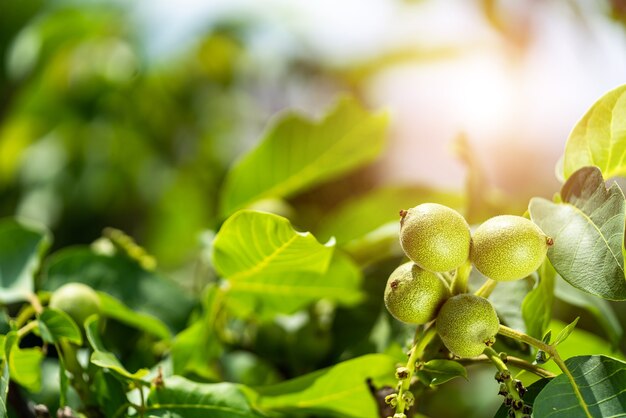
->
xmin=384 ymin=262 xmax=451 ymax=324
xmin=436 ymin=294 xmax=499 ymax=358
xmin=49 ymin=283 xmax=101 ymax=327
xmin=470 ymin=215 xmax=552 ymax=282
xmin=399 ymin=203 xmax=471 ymax=272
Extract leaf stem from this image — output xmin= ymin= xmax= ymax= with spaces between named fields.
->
xmin=498 ymin=325 xmax=592 ymax=418
xmin=483 ymin=346 xmax=525 ymax=418
xmin=17 ymin=320 xmax=37 ymax=338
xmin=457 ymin=355 xmax=555 ymax=378
xmin=474 ymin=279 xmax=497 ymax=298
xmin=394 ymin=326 xmax=437 ymax=414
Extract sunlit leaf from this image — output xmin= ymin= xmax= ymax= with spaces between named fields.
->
xmin=9 ymin=346 xmax=43 ymax=392
xmin=219 ymin=97 xmax=388 ymax=216
xmin=552 ymin=317 xmax=579 ymax=347
xmin=38 ymin=308 xmax=82 ymax=345
xmin=563 ymin=84 xmax=626 ymax=179
xmin=0 ymin=218 xmax=51 ymax=303
xmin=534 ymin=355 xmax=626 ymax=417
xmin=522 ymin=259 xmax=556 ymax=339
xmin=146 ymin=375 xmax=265 ymax=418
xmin=258 ymin=354 xmax=396 ymax=418
xmin=529 ymin=167 xmax=626 ymax=300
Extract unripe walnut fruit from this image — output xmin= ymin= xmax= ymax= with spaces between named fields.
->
xmin=470 ymin=215 xmax=551 ymax=282
xmin=399 ymin=203 xmax=470 ymax=272
xmin=384 ymin=262 xmax=451 ymax=324
xmin=436 ymin=294 xmax=499 ymax=358
xmin=49 ymin=283 xmax=101 ymax=327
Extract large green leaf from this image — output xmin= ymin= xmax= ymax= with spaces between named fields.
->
xmin=38 ymin=308 xmax=82 ymax=345
xmin=529 ymin=166 xmax=626 ymax=300
xmin=0 ymin=218 xmax=51 ymax=303
xmin=554 ymin=276 xmax=623 ymax=347
xmin=534 ymin=355 xmax=626 ymax=417
xmin=43 ymin=248 xmax=194 ymax=331
xmin=257 ymin=354 xmax=396 ymax=418
xmin=316 ymin=185 xmax=463 ymax=245
xmin=85 ymin=316 xmax=149 ymax=382
xmin=146 ymin=375 xmax=265 ymax=418
xmin=9 ymin=346 xmax=43 ymax=392
xmin=219 ymin=97 xmax=388 ymax=216
xmin=563 ymin=84 xmax=626 ymax=179
xmin=213 ymin=211 xmax=361 ymax=317
xmin=522 ymin=259 xmax=556 ymax=339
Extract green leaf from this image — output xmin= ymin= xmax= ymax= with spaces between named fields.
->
xmin=9 ymin=346 xmax=43 ymax=392
xmin=171 ymin=285 xmax=223 ymax=379
xmin=554 ymin=276 xmax=623 ymax=347
xmin=487 ymin=278 xmax=531 ymax=332
xmin=92 ymin=370 xmax=130 ymax=418
xmin=97 ymin=292 xmax=171 ymax=341
xmin=529 ymin=166 xmax=626 ymax=300
xmin=416 ymin=359 xmax=467 ymax=386
xmin=563 ymin=84 xmax=626 ymax=179
xmin=522 ymin=259 xmax=556 ymax=339
xmin=0 ymin=354 xmax=7 ymax=418
xmin=534 ymin=355 xmax=626 ymax=417
xmin=85 ymin=316 xmax=149 ymax=382
xmin=257 ymin=354 xmax=396 ymax=418
xmin=38 ymin=308 xmax=82 ymax=345
xmin=57 ymin=347 xmax=69 ymax=408
xmin=43 ymin=247 xmax=194 ymax=332
xmin=213 ymin=211 xmax=361 ymax=318
xmin=146 ymin=375 xmax=265 ymax=418
xmin=316 ymin=185 xmax=463 ymax=245
xmin=552 ymin=317 xmax=579 ymax=347
xmin=219 ymin=97 xmax=388 ymax=216
xmin=0 ymin=218 xmax=51 ymax=303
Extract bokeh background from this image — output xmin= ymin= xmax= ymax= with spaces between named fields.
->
xmin=3 ymin=1 xmax=626 ymax=417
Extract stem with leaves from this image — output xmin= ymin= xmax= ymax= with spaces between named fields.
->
xmin=498 ymin=325 xmax=592 ymax=418
xmin=483 ymin=346 xmax=527 ymax=418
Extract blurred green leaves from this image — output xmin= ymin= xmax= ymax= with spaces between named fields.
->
xmin=219 ymin=97 xmax=389 ymax=217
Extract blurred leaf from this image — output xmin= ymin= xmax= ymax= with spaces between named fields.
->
xmin=522 ymin=259 xmax=556 ymax=339
xmin=416 ymin=359 xmax=467 ymax=387
xmin=57 ymin=350 xmax=68 ymax=407
xmin=554 ymin=276 xmax=623 ymax=347
xmin=341 ymin=222 xmax=402 ymax=266
xmin=0 ymin=218 xmax=51 ymax=303
xmin=563 ymin=84 xmax=626 ymax=179
xmin=97 ymin=292 xmax=171 ymax=341
xmin=552 ymin=317 xmax=579 ymax=347
xmin=258 ymin=354 xmax=396 ymax=418
xmin=0 ymin=333 xmax=14 ymax=417
xmin=534 ymin=355 xmax=626 ymax=417
xmin=146 ymin=375 xmax=265 ymax=418
xmin=171 ymin=285 xmax=223 ymax=380
xmin=213 ymin=211 xmax=361 ymax=318
xmin=542 ymin=320 xmax=624 ymax=375
xmin=9 ymin=346 xmax=43 ymax=392
xmin=529 ymin=167 xmax=626 ymax=300
xmin=85 ymin=316 xmax=149 ymax=382
xmin=92 ymin=370 xmax=129 ymax=417
xmin=494 ymin=378 xmax=550 ymax=418
xmin=43 ymin=247 xmax=194 ymax=331
xmin=316 ymin=185 xmax=463 ymax=244
xmin=219 ymin=97 xmax=388 ymax=217
xmin=488 ymin=278 xmax=531 ymax=332
xmin=38 ymin=308 xmax=82 ymax=345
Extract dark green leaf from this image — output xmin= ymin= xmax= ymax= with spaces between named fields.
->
xmin=146 ymin=375 xmax=265 ymax=418
xmin=38 ymin=308 xmax=82 ymax=345
xmin=85 ymin=316 xmax=149 ymax=382
xmin=92 ymin=370 xmax=130 ymax=417
xmin=416 ymin=359 xmax=467 ymax=386
xmin=57 ymin=347 xmax=68 ymax=407
xmin=534 ymin=355 xmax=626 ymax=417
xmin=552 ymin=317 xmax=579 ymax=347
xmin=554 ymin=276 xmax=623 ymax=347
xmin=43 ymin=248 xmax=194 ymax=331
xmin=258 ymin=354 xmax=396 ymax=418
xmin=0 ymin=218 xmax=51 ymax=303
xmin=563 ymin=84 xmax=626 ymax=179
xmin=529 ymin=167 xmax=626 ymax=300
xmin=219 ymin=97 xmax=388 ymax=216
xmin=522 ymin=259 xmax=556 ymax=339
xmin=97 ymin=292 xmax=171 ymax=341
